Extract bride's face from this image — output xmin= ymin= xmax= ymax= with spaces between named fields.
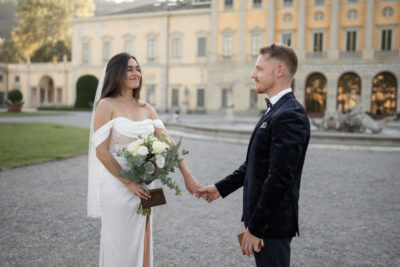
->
xmin=123 ymin=58 xmax=141 ymax=90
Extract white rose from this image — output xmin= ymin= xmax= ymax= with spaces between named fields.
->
xmin=127 ymin=141 xmax=139 ymax=155
xmin=137 ymin=138 xmax=144 ymax=144
xmin=152 ymin=141 xmax=169 ymax=154
xmin=137 ymin=146 xmax=149 ymax=156
xmin=127 ymin=139 xmax=145 ymax=156
xmin=155 ymin=155 xmax=165 ymax=168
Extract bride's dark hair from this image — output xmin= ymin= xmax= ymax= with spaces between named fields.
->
xmin=100 ymin=52 xmax=142 ymax=100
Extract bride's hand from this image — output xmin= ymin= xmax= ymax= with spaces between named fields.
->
xmin=125 ymin=183 xmax=151 ymax=200
xmin=184 ymin=175 xmax=202 ymax=198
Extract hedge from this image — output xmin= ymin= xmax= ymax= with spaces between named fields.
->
xmin=74 ymin=75 xmax=98 ymax=108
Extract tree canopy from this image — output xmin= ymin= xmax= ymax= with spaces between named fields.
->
xmin=11 ymin=0 xmax=95 ymax=60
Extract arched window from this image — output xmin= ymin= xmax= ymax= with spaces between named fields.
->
xmin=305 ymin=73 xmax=327 ymax=117
xmin=39 ymin=75 xmax=55 ymax=104
xmin=371 ymin=72 xmax=397 ymax=118
xmin=337 ymin=72 xmax=361 ymax=113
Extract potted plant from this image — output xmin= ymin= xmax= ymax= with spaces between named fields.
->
xmin=6 ymin=89 xmax=24 ymax=112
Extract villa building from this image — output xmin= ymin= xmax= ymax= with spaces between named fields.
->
xmin=0 ymin=0 xmax=399 ymax=117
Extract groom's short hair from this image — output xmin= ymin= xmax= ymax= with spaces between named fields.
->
xmin=259 ymin=43 xmax=298 ymax=79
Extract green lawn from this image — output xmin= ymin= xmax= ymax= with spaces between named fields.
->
xmin=0 ymin=112 xmax=66 ymax=117
xmin=0 ymin=123 xmax=89 ymax=169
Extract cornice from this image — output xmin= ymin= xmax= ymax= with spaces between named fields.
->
xmin=70 ymin=9 xmax=211 ymax=24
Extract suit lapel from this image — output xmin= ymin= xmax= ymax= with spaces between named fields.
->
xmin=244 ymin=113 xmax=268 ymax=162
xmin=245 ymin=92 xmax=295 ymax=162
xmin=264 ymin=92 xmax=294 ymax=120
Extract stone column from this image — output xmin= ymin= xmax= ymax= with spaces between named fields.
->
xmin=36 ymin=78 xmax=41 ymax=106
xmin=267 ymin=0 xmax=275 ymax=45
xmin=26 ymin=57 xmax=31 ymax=107
xmin=297 ymin=0 xmax=306 ymax=60
xmin=208 ymin=0 xmax=219 ymax=113
xmin=54 ymin=82 xmax=58 ymax=104
xmin=360 ymin=72 xmax=373 ymax=112
xmin=54 ymin=63 xmax=58 ymax=104
xmin=159 ymin=15 xmax=169 ymax=112
xmin=44 ymin=88 xmax=49 ymax=103
xmin=362 ymin=0 xmax=375 ymax=59
xmin=237 ymin=0 xmax=246 ymax=62
xmin=294 ymin=76 xmax=306 ymax=106
xmin=328 ymin=0 xmax=339 ymax=59
xmin=70 ymin=24 xmax=79 ymax=106
xmin=210 ymin=0 xmax=219 ymax=63
xmin=63 ymin=55 xmax=68 ymax=105
xmin=36 ymin=86 xmax=40 ymax=107
xmin=326 ymin=74 xmax=339 ymax=111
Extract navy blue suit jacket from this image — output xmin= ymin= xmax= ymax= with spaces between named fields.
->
xmin=215 ymin=92 xmax=310 ymax=238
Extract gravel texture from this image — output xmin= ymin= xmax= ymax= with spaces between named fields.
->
xmin=1 ymin=137 xmax=399 ymax=266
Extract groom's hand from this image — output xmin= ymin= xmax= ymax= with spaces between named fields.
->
xmin=198 ymin=185 xmax=220 ymax=203
xmin=241 ymin=228 xmax=262 ymax=257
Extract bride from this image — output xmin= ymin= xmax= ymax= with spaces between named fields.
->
xmin=87 ymin=52 xmax=201 ymax=267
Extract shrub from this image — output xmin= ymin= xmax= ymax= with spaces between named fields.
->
xmin=38 ymin=105 xmax=91 ymax=111
xmin=75 ymin=75 xmax=98 ymax=108
xmin=7 ymin=89 xmax=24 ymax=105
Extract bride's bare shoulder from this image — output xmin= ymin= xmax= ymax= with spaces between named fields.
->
xmin=94 ymin=98 xmax=114 ymax=125
xmin=97 ymin=97 xmax=115 ymax=107
xmin=143 ymin=102 xmax=159 ymax=119
xmin=98 ymin=97 xmax=119 ymax=113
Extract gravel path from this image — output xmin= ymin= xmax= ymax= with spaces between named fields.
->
xmin=1 ymin=137 xmax=399 ymax=266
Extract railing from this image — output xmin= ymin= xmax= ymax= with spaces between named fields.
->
xmin=340 ymin=51 xmax=361 ymax=58
xmin=375 ymin=50 xmax=399 ymax=58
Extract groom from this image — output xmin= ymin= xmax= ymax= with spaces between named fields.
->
xmin=199 ymin=43 xmax=310 ymax=267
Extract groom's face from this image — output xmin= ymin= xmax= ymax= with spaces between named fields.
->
xmin=251 ymin=54 xmax=278 ymax=95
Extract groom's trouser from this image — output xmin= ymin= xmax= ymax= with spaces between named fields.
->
xmin=254 ymin=237 xmax=292 ymax=267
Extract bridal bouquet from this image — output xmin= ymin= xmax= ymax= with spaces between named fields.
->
xmin=117 ymin=133 xmax=187 ymax=215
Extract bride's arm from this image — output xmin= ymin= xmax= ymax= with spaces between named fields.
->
xmin=147 ymin=104 xmax=201 ymax=196
xmin=94 ymin=99 xmax=150 ymax=200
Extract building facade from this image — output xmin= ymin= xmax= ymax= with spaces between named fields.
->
xmin=0 ymin=59 xmax=72 ymax=108
xmin=1 ymin=0 xmax=399 ymax=117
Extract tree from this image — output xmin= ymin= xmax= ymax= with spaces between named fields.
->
xmin=31 ymin=40 xmax=71 ymax=62
xmin=0 ymin=39 xmax=23 ymax=63
xmin=75 ymin=75 xmax=99 ymax=108
xmin=12 ymin=0 xmax=95 ymax=58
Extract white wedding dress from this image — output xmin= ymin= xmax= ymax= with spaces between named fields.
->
xmin=92 ymin=117 xmax=165 ymax=267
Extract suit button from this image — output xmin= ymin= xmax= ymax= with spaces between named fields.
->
xmin=263 ymin=224 xmax=269 ymax=231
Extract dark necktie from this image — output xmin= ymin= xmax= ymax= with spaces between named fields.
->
xmin=265 ymin=98 xmax=272 ymax=110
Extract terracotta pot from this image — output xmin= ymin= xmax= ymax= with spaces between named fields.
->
xmin=7 ymin=103 xmax=23 ymax=112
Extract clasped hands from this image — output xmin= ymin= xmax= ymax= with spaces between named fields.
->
xmin=183 ymin=176 xmax=220 ymax=202
xmin=188 ymin=182 xmax=262 ymax=257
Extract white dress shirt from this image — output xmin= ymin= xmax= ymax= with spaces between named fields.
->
xmin=265 ymin=88 xmax=292 ymax=115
